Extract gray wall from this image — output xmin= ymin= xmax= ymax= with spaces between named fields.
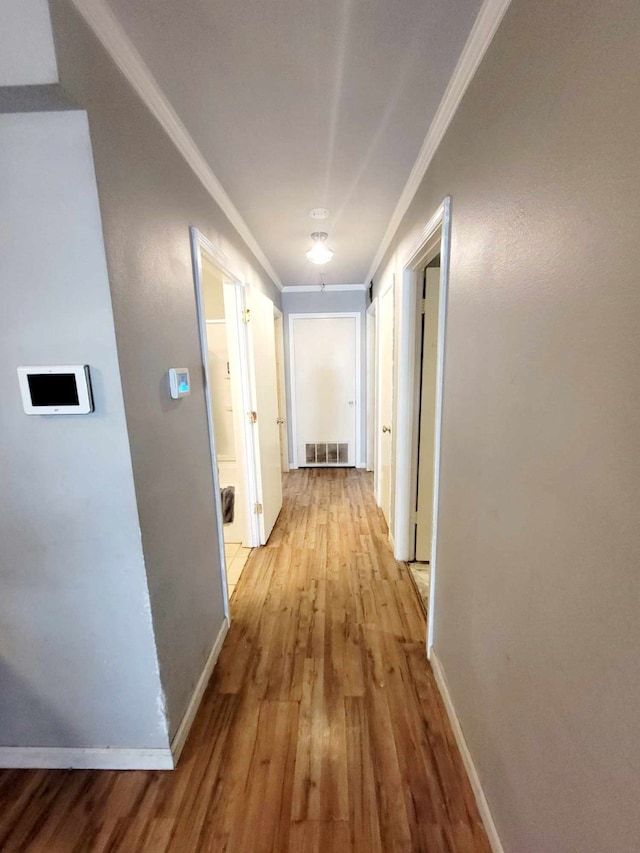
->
xmin=372 ymin=0 xmax=640 ymax=849
xmin=282 ymin=289 xmax=367 ymax=466
xmin=0 ymin=109 xmax=167 ymax=749
xmin=49 ymin=0 xmax=281 ymax=740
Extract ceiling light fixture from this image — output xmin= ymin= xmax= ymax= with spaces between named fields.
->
xmin=306 ymin=232 xmax=334 ymax=265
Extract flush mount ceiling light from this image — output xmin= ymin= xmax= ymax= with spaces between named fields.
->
xmin=306 ymin=232 xmax=334 ymax=265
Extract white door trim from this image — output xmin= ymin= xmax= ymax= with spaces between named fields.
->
xmin=392 ymin=198 xmax=452 ymax=656
xmin=288 ymin=312 xmax=361 ymax=469
xmin=190 ymin=228 xmax=261 ymax=624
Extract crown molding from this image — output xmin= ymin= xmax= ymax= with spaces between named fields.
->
xmin=282 ymin=283 xmax=366 ymax=293
xmin=364 ymin=0 xmax=512 ymax=284
xmin=69 ymin=0 xmax=283 ymax=292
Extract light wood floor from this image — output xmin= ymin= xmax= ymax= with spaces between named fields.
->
xmin=0 ymin=469 xmax=490 ymax=853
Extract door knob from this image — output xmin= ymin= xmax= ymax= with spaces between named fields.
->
xmin=276 ymin=417 xmax=284 ymax=424
xmin=382 ymin=425 xmax=391 ymax=434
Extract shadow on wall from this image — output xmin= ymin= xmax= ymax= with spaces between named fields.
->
xmin=0 ymin=658 xmax=76 ymax=747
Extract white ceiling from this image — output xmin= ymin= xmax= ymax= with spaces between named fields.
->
xmin=105 ymin=0 xmax=484 ymax=287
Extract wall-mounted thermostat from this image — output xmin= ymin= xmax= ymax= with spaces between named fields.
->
xmin=17 ymin=365 xmax=94 ymax=415
xmin=168 ymin=368 xmax=190 ymax=399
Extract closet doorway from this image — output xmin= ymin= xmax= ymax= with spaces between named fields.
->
xmin=394 ymin=197 xmax=451 ymax=654
xmin=201 ymin=257 xmax=253 ymax=597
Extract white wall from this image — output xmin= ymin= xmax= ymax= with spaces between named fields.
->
xmin=0 ymin=0 xmax=58 ymax=85
xmin=0 ymin=109 xmax=167 ymax=752
xmin=282 ymin=289 xmax=367 ymax=467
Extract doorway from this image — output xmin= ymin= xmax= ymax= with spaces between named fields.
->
xmin=199 ymin=255 xmax=253 ymax=599
xmin=410 ymin=254 xmax=441 ymax=610
xmin=191 ymin=231 xmax=259 ymax=613
xmin=393 ymin=197 xmax=451 ymax=653
xmin=191 ymin=229 xmax=286 ymax=618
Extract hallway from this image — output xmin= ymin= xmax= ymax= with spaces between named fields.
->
xmin=0 ymin=470 xmax=489 ymax=852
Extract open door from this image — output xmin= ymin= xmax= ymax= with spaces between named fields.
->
xmin=274 ymin=312 xmax=290 ymax=473
xmin=377 ymin=282 xmax=394 ymax=527
xmin=248 ymin=288 xmax=283 ymax=542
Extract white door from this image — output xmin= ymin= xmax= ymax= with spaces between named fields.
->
xmin=249 ymin=288 xmax=283 ymax=543
xmin=274 ymin=314 xmax=289 ymax=473
xmin=291 ymin=314 xmax=358 ymax=467
xmin=377 ymin=285 xmax=394 ymax=526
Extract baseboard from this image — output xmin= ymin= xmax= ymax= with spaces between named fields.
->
xmin=0 ymin=618 xmax=230 ymax=772
xmin=430 ymin=651 xmax=504 ymax=853
xmin=170 ymin=616 xmax=229 ymax=764
xmin=0 ymin=747 xmax=174 ymax=770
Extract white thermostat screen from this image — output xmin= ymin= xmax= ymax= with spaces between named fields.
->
xmin=168 ymin=368 xmax=191 ymax=399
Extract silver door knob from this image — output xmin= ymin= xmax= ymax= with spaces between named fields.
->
xmin=382 ymin=425 xmax=391 ymax=433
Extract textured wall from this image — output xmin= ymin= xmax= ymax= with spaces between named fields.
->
xmin=50 ymin=0 xmax=281 ymax=739
xmin=372 ymin=0 xmax=640 ymax=849
xmin=0 ymin=110 xmax=167 ymax=749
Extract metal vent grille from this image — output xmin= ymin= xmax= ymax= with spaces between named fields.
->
xmin=305 ymin=442 xmax=350 ymax=466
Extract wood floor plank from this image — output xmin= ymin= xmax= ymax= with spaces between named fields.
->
xmin=0 ymin=469 xmax=491 ymax=852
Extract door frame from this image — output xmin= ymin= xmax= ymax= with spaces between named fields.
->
xmin=288 ymin=312 xmax=361 ymax=469
xmin=392 ymin=197 xmax=451 ymax=654
xmin=190 ymin=229 xmax=261 ymax=598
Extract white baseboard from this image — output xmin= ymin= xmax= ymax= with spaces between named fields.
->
xmin=431 ymin=651 xmax=504 ymax=853
xmin=170 ymin=616 xmax=229 ymax=764
xmin=0 ymin=747 xmax=174 ymax=770
xmin=0 ymin=618 xmax=230 ymax=772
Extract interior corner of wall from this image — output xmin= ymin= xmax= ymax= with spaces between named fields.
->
xmin=155 ymin=685 xmax=171 ymax=744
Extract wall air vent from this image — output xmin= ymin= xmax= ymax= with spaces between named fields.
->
xmin=304 ymin=442 xmax=350 ymax=466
